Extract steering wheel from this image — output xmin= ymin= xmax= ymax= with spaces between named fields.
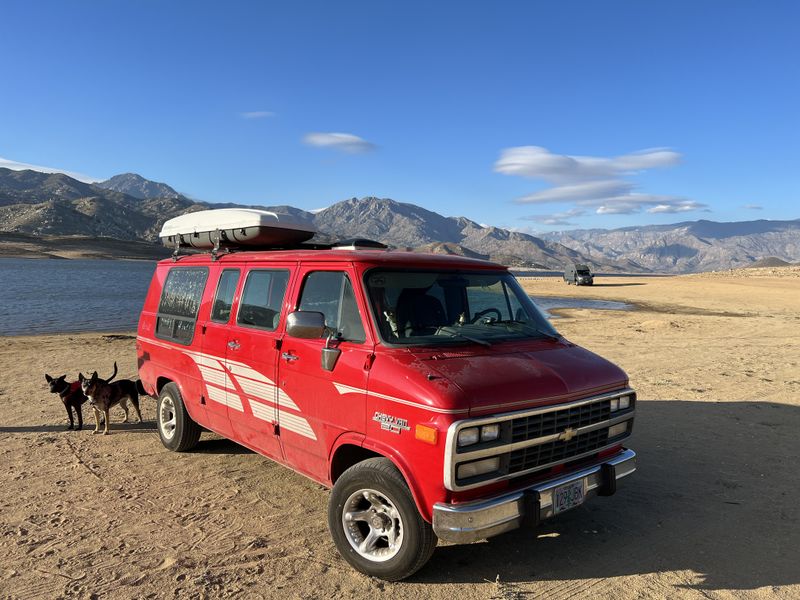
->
xmin=470 ymin=308 xmax=501 ymax=324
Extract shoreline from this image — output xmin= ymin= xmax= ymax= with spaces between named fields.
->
xmin=0 ymin=232 xmax=171 ymax=261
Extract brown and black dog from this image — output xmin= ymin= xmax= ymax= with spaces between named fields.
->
xmin=79 ymin=364 xmax=144 ymax=435
xmin=45 ymin=373 xmax=93 ymax=430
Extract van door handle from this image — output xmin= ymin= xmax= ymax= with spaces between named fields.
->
xmin=281 ymin=352 xmax=299 ymax=362
xmin=227 ymin=341 xmax=240 ymax=350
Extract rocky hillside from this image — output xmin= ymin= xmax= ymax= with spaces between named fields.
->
xmin=542 ymin=219 xmax=800 ymax=273
xmin=0 ymin=169 xmax=626 ymax=270
xmin=95 ymin=173 xmax=181 ymax=199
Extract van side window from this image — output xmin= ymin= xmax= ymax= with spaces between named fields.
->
xmin=237 ymin=269 xmax=290 ymax=330
xmin=211 ymin=269 xmax=240 ymax=323
xmin=298 ymin=272 xmax=366 ymax=343
xmin=156 ymin=267 xmax=209 ymax=344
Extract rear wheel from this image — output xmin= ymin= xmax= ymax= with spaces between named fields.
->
xmin=157 ymin=383 xmax=201 ymax=452
xmin=328 ymin=458 xmax=437 ymax=581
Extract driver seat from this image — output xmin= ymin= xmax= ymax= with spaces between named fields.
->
xmin=395 ymin=291 xmax=448 ymax=337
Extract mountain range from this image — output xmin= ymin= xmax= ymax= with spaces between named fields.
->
xmin=1 ymin=166 xmax=798 ymax=272
xmin=541 ymin=219 xmax=800 ymax=273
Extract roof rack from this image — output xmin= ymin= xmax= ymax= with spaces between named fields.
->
xmin=168 ymin=236 xmax=389 ymax=261
xmin=161 ymin=209 xmax=388 ymax=260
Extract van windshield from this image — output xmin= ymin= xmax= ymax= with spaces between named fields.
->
xmin=364 ymin=270 xmax=559 ymax=346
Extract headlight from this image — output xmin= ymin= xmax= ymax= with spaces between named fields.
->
xmin=458 ymin=424 xmax=500 ymax=447
xmin=609 ymin=398 xmax=619 ymax=412
xmin=457 ymin=427 xmax=480 ymax=447
xmin=457 ymin=457 xmax=500 ymax=479
xmin=619 ymin=396 xmax=631 ymax=410
xmin=481 ymin=424 xmax=500 ymax=442
xmin=608 ymin=422 xmax=628 ymax=438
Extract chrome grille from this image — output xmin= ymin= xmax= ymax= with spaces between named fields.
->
xmin=511 ymin=400 xmax=611 ymax=442
xmin=445 ymin=388 xmax=636 ymax=492
xmin=508 ymin=428 xmax=609 ymax=474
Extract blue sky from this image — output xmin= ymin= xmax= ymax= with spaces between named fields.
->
xmin=1 ymin=1 xmax=798 ymax=232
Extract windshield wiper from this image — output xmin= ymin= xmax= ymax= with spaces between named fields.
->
xmin=493 ymin=320 xmax=562 ymax=342
xmin=436 ymin=326 xmax=492 ymax=347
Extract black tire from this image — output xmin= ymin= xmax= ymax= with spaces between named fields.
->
xmin=328 ymin=457 xmax=437 ymax=581
xmin=157 ymin=382 xmax=201 ymax=452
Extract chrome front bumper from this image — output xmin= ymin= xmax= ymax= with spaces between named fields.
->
xmin=432 ymin=448 xmax=636 ymax=543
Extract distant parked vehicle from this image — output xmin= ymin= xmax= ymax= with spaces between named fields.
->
xmin=564 ymin=263 xmax=594 ymax=285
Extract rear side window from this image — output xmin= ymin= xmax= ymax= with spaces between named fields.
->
xmin=298 ymin=271 xmax=366 ymax=343
xmin=156 ymin=267 xmax=208 ymax=344
xmin=237 ymin=269 xmax=290 ymax=330
xmin=211 ymin=269 xmax=240 ymax=323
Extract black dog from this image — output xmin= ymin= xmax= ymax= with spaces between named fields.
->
xmin=44 ymin=373 xmax=89 ymax=430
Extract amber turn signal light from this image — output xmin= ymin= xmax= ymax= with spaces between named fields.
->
xmin=415 ymin=424 xmax=438 ymax=445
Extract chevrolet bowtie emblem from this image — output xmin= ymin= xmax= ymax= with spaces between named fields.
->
xmin=558 ymin=427 xmax=576 ymax=442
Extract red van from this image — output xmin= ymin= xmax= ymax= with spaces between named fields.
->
xmin=137 ymin=210 xmax=636 ymax=581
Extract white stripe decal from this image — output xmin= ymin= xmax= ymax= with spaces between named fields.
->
xmin=197 ymin=365 xmax=232 ymax=389
xmin=138 ymin=336 xmax=320 ymax=436
xmin=238 ymin=378 xmax=277 ymax=403
xmin=204 ymin=383 xmax=243 ymax=412
xmin=278 ymin=410 xmax=317 ymax=440
xmin=333 ymin=383 xmax=365 ymax=395
xmin=250 ymin=399 xmax=276 ymax=422
xmin=195 ymin=353 xmax=224 ymax=368
xmin=227 ymin=362 xmax=275 ymax=385
xmin=277 ymin=388 xmax=300 ymax=411
xmin=332 ymin=382 xmax=469 ymax=415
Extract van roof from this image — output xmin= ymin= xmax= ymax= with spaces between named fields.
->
xmin=161 ymin=248 xmax=506 ymax=270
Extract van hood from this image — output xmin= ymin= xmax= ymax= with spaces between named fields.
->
xmin=412 ymin=342 xmax=628 ymax=416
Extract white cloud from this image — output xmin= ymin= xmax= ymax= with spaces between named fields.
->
xmin=515 ymin=180 xmax=633 ymax=204
xmin=591 ymin=195 xmax=709 ymax=215
xmin=741 ymin=203 xmax=763 ymax=210
xmin=595 ymin=202 xmax=642 ymax=215
xmin=646 ymin=201 xmax=709 ymax=214
xmin=303 ymin=132 xmax=376 ymax=154
xmin=494 ymin=146 xmax=680 ymax=184
xmin=498 ymin=145 xmax=707 ymax=222
xmin=521 ymin=207 xmax=586 ymax=226
xmin=0 ymin=157 xmax=100 ymax=183
xmin=241 ymin=111 xmax=275 ymax=119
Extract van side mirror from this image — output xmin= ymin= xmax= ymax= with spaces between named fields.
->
xmin=286 ymin=311 xmax=326 ymax=339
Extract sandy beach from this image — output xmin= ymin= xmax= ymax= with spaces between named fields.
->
xmin=1 ymin=268 xmax=798 ymax=599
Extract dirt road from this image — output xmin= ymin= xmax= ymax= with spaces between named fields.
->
xmin=1 ymin=269 xmax=798 ymax=599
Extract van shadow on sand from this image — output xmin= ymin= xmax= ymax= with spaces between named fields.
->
xmin=193 ymin=437 xmax=254 ymax=455
xmin=414 ymin=400 xmax=798 ymax=592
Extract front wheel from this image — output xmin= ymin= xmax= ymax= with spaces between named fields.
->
xmin=328 ymin=458 xmax=437 ymax=581
xmin=157 ymin=382 xmax=201 ymax=452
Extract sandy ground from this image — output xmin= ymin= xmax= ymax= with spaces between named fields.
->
xmin=0 ymin=268 xmax=798 ymax=599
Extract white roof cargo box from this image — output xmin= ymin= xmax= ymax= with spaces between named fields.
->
xmin=159 ymin=208 xmax=316 ymax=249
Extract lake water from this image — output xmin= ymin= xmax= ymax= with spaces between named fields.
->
xmin=0 ymin=258 xmax=156 ymax=336
xmin=0 ymin=258 xmax=632 ymax=335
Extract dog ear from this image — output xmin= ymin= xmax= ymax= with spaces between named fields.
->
xmin=78 ymin=373 xmax=84 ymax=382
xmin=91 ymin=371 xmax=98 ymax=381
xmin=45 ymin=374 xmax=53 ymax=383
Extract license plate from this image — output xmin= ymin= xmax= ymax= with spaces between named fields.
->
xmin=553 ymin=480 xmax=585 ymax=514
